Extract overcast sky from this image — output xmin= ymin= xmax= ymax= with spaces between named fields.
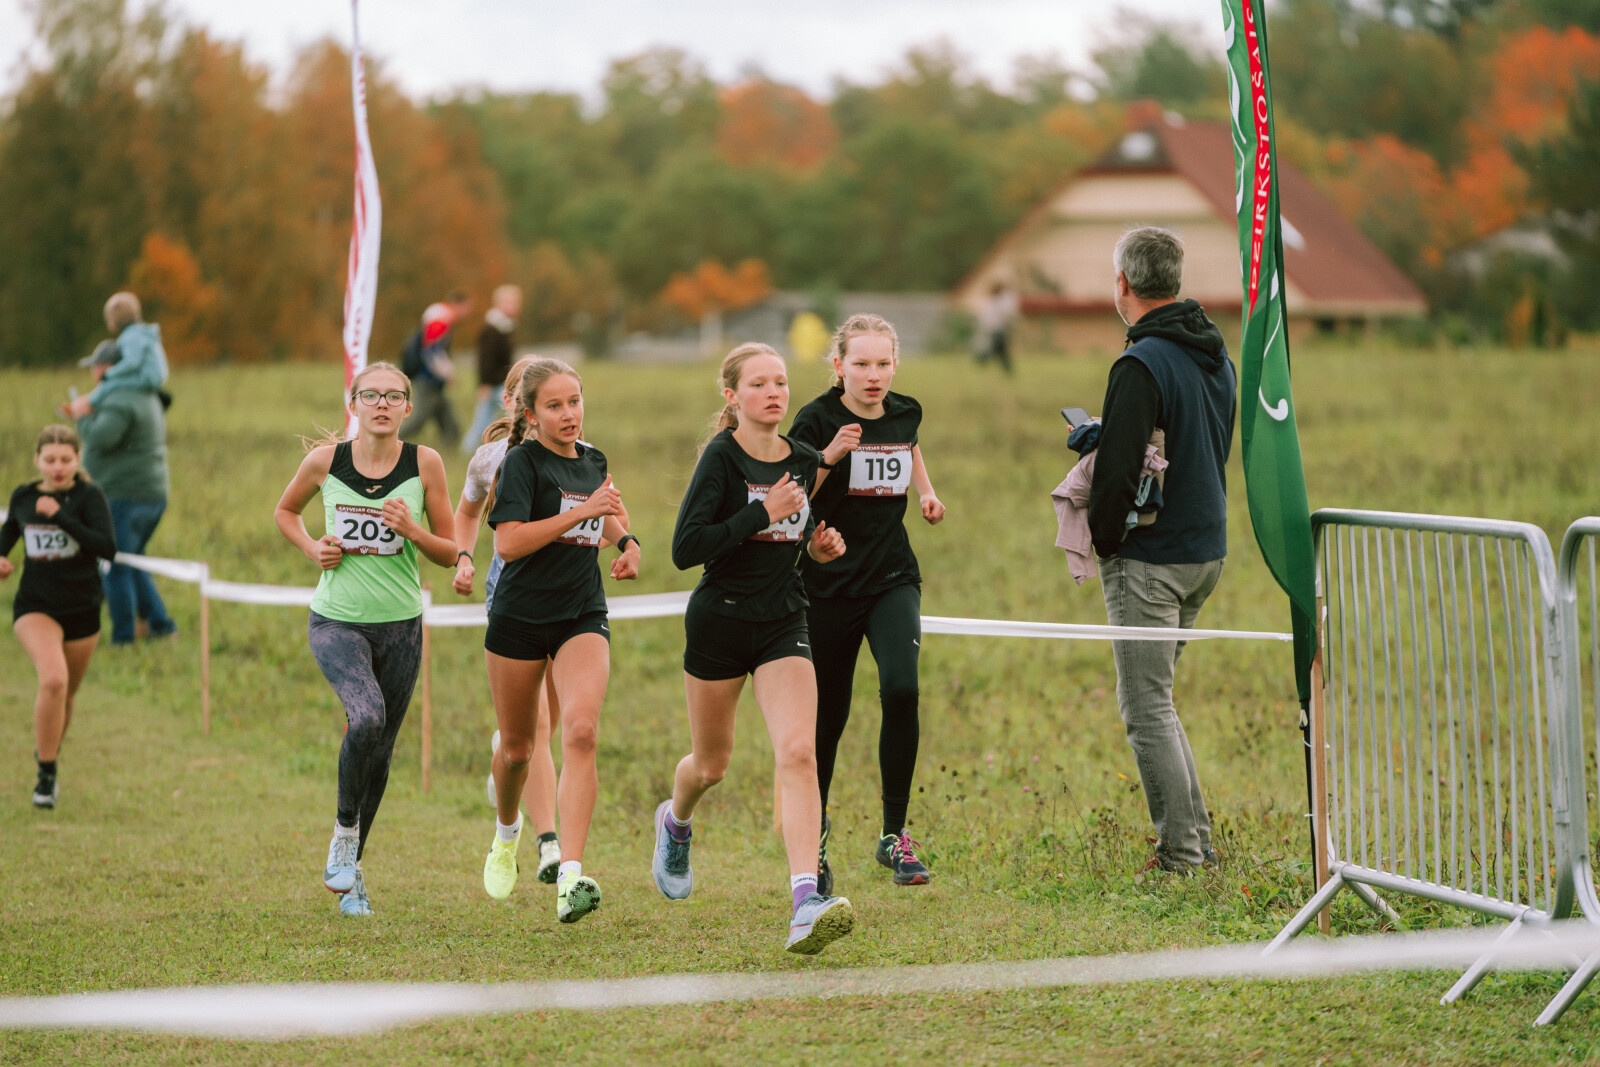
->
xmin=0 ymin=0 xmax=1222 ymax=101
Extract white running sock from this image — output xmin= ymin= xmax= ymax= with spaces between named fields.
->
xmin=667 ymin=808 xmax=691 ymax=830
xmin=496 ymin=814 xmax=523 ymax=844
xmin=334 ymin=822 xmax=358 ymax=839
xmin=558 ymin=860 xmax=582 ymax=882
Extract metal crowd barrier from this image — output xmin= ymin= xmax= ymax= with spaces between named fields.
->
xmin=1266 ymin=510 xmax=1578 ymax=1009
xmin=1538 ymin=518 xmax=1600 ymax=1023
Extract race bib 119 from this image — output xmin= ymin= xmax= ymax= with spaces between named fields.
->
xmin=334 ymin=504 xmax=403 ymax=556
xmin=23 ymin=524 xmax=78 ymax=561
xmin=557 ymin=491 xmax=603 ymax=547
xmin=848 ymin=444 xmax=912 ymax=497
xmin=747 ymin=483 xmax=809 ymax=542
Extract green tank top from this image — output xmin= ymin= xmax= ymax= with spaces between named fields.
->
xmin=309 ymin=441 xmax=425 ymax=623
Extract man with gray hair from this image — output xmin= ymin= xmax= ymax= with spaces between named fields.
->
xmin=1089 ymin=226 xmax=1236 ymax=874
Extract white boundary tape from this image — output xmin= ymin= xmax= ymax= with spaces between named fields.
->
xmin=102 ymin=555 xmax=1291 ymax=642
xmin=0 ymin=923 xmax=1592 ymax=1040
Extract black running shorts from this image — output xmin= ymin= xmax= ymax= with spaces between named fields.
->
xmin=484 ymin=611 xmax=610 ymax=661
xmin=13 ymin=605 xmax=101 ymax=642
xmin=682 ymin=596 xmax=812 ymax=681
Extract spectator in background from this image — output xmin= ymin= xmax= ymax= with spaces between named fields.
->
xmin=63 ymin=292 xmax=169 ymax=420
xmin=1089 ymin=226 xmax=1235 ymax=875
xmin=975 ymin=281 xmax=1018 ymax=375
xmin=75 ymin=331 xmax=176 ymax=645
xmin=462 ymin=285 xmax=522 ymax=452
xmin=400 ymin=291 xmax=472 ymax=445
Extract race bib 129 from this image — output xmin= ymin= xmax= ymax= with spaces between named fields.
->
xmin=848 ymin=444 xmax=912 ymax=497
xmin=23 ymin=524 xmax=78 ymax=561
xmin=334 ymin=504 xmax=403 ymax=556
xmin=747 ymin=483 xmax=809 ymax=542
xmin=556 ymin=491 xmax=603 ymax=547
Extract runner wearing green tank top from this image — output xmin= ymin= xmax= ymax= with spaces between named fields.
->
xmin=274 ymin=362 xmax=459 ymax=916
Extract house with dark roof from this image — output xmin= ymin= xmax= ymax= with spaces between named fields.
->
xmin=952 ymin=112 xmax=1428 ymax=354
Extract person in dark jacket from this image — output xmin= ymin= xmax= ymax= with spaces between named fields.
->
xmin=399 ymin=291 xmax=472 ymax=446
xmin=76 ymin=342 xmax=176 ymax=644
xmin=461 ymin=285 xmax=521 ymax=453
xmin=1 ymin=425 xmax=118 ymax=808
xmin=1088 ymin=226 xmax=1237 ymax=874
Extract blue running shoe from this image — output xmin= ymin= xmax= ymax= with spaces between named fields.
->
xmin=340 ymin=867 xmax=373 ymax=916
xmin=786 ymin=893 xmax=855 ymax=955
xmin=652 ymin=800 xmax=693 ymax=900
xmin=324 ymin=831 xmax=358 ymax=894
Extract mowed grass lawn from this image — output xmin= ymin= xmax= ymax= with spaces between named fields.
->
xmin=3 ymin=342 xmax=1600 ymax=1064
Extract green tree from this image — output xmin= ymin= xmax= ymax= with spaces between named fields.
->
xmin=779 ymin=121 xmax=1000 ymax=290
xmin=611 ymin=151 xmax=779 ymax=296
xmin=1093 ymin=28 xmax=1225 ymax=108
xmin=0 ymin=0 xmax=167 ymax=364
xmin=1517 ymin=78 xmax=1600 ymax=328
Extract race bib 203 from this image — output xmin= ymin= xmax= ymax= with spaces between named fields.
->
xmin=23 ymin=524 xmax=79 ymax=561
xmin=334 ymin=504 xmax=403 ymax=556
xmin=747 ymin=483 xmax=809 ymax=542
xmin=557 ymin=491 xmax=604 ymax=547
xmin=848 ymin=444 xmax=912 ymax=497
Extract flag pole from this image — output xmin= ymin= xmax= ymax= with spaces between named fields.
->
xmin=342 ymin=0 xmax=382 ymax=435
xmin=1219 ymin=0 xmax=1321 ymax=885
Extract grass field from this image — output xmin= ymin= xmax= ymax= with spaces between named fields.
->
xmin=3 ymin=342 xmax=1600 ymax=1064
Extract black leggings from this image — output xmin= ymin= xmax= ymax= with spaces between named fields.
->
xmin=808 ymin=584 xmax=921 ymax=834
xmin=308 ymin=611 xmax=422 ymax=859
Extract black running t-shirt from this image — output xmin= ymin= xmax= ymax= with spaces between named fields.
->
xmin=788 ymin=387 xmax=922 ymax=599
xmin=487 ymin=438 xmax=609 ymax=624
xmin=671 ymin=428 xmax=820 ymax=621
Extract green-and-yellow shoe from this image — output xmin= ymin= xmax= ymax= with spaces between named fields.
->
xmin=557 ymin=871 xmax=602 ymax=924
xmin=483 ymin=833 xmax=521 ymax=900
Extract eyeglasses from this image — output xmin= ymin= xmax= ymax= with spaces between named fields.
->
xmin=355 ymin=390 xmax=409 ymax=407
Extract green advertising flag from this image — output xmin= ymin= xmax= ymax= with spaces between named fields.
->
xmin=1220 ymin=0 xmax=1317 ymax=703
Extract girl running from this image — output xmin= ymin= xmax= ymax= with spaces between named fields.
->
xmin=654 ymin=342 xmax=855 ymax=955
xmin=1 ymin=426 xmax=117 ymax=809
xmin=454 ymin=354 xmax=563 ymax=886
xmin=480 ymin=357 xmax=640 ymax=924
xmin=789 ymin=314 xmax=946 ymax=893
xmin=274 ymin=363 xmax=459 ymax=917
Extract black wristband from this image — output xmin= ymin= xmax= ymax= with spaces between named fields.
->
xmin=457 ymin=550 xmax=473 ymax=563
xmin=817 ymin=456 xmax=836 ymax=470
xmin=616 ymin=534 xmax=640 ymax=553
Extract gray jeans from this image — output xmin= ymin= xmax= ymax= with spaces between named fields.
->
xmin=1098 ymin=556 xmax=1224 ymax=868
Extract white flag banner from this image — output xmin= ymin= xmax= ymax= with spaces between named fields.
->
xmin=342 ymin=0 xmax=382 ymax=436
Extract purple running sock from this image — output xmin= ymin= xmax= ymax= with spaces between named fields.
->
xmin=666 ymin=807 xmax=692 ymax=843
xmin=791 ymin=874 xmax=819 ymax=912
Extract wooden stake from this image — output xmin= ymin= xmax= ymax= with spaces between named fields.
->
xmin=200 ymin=592 xmax=211 ymax=737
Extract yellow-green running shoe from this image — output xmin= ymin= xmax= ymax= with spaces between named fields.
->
xmin=556 ymin=871 xmax=602 ymax=924
xmin=483 ymin=833 xmax=520 ymax=900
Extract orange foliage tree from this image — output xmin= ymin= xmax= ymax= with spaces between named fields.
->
xmin=660 ymin=259 xmax=772 ymax=320
xmin=716 ymin=81 xmax=836 ymax=171
xmin=126 ymin=232 xmax=220 ymax=365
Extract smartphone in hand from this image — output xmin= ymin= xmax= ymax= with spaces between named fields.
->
xmin=1060 ymin=407 xmax=1091 ymax=429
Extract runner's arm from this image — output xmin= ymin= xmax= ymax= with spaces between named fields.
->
xmin=670 ymin=453 xmax=769 ymax=570
xmin=0 ymin=490 xmax=21 ymax=558
xmin=274 ymin=447 xmax=340 ymax=567
xmin=406 ymin=447 xmax=462 ymax=568
xmin=52 ymin=488 xmax=118 ymax=561
xmin=910 ymin=445 xmax=945 ymax=524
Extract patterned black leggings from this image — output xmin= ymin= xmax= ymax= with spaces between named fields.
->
xmin=308 ymin=612 xmax=422 ymax=859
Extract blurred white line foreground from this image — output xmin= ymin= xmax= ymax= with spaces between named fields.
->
xmin=3 ymin=924 xmax=1594 ymax=1041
